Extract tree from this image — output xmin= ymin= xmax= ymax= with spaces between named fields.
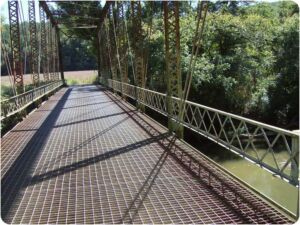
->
xmin=268 ymin=14 xmax=299 ymax=128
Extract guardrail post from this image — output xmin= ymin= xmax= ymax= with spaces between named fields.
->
xmin=291 ymin=131 xmax=299 ymax=185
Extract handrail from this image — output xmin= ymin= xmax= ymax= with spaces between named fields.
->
xmin=1 ymin=80 xmax=63 ymax=119
xmin=104 ymin=78 xmax=299 ymax=185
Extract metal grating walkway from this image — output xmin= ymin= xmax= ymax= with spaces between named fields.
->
xmin=1 ymin=85 xmax=292 ymax=224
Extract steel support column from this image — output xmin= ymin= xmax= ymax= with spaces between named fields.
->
xmin=131 ymin=1 xmax=145 ymax=111
xmin=8 ymin=0 xmax=23 ymax=93
xmin=48 ymin=23 xmax=55 ymax=81
xmin=56 ymin=27 xmax=65 ymax=83
xmin=104 ymin=18 xmax=116 ymax=82
xmin=52 ymin=27 xmax=58 ymax=80
xmin=131 ymin=1 xmax=144 ymax=88
xmin=28 ymin=0 xmax=40 ymax=86
xmin=39 ymin=6 xmax=49 ymax=81
xmin=96 ymin=31 xmax=101 ymax=81
xmin=102 ymin=30 xmax=110 ymax=85
xmin=118 ymin=2 xmax=128 ymax=85
xmin=163 ymin=1 xmax=183 ymax=137
xmin=110 ymin=4 xmax=121 ymax=82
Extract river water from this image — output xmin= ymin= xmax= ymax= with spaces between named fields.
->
xmin=191 ymin=137 xmax=298 ymax=215
xmin=147 ymin=109 xmax=298 ymax=216
xmin=217 ymin=151 xmax=298 ymax=214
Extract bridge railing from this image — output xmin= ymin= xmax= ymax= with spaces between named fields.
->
xmin=104 ymin=78 xmax=299 ymax=185
xmin=1 ymin=80 xmax=63 ymax=120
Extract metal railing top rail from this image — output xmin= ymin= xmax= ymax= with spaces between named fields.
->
xmin=108 ymin=78 xmax=297 ymax=137
xmin=106 ymin=78 xmax=299 ymax=186
xmin=176 ymin=96 xmax=298 ymax=137
xmin=1 ymin=81 xmax=61 ymax=103
xmin=1 ymin=80 xmax=63 ymax=119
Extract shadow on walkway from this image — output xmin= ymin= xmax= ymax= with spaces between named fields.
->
xmin=1 ymin=88 xmax=71 ymax=221
xmin=53 ymin=110 xmax=133 ymax=128
xmin=1 ymin=85 xmax=289 ymax=224
xmin=103 ymin=89 xmax=282 ymax=224
xmin=62 ymin=100 xmax=112 ymax=110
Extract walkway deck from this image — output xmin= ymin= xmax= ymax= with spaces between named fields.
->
xmin=1 ymin=85 xmax=291 ymax=224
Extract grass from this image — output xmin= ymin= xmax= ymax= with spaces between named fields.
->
xmin=65 ymin=71 xmax=98 ymax=85
xmin=1 ymin=70 xmax=99 ymax=135
xmin=1 ymin=81 xmax=53 ymax=101
xmin=1 ymin=70 xmax=99 ymax=100
xmin=1 ymin=85 xmax=15 ymax=100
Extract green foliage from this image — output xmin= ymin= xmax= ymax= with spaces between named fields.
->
xmin=146 ymin=1 xmax=299 ymax=127
xmin=268 ymin=13 xmax=299 ymax=128
xmin=61 ymin=38 xmax=97 ymax=71
xmin=1 ymin=85 xmax=15 ymax=100
xmin=1 ymin=1 xmax=298 ymax=129
xmin=186 ymin=12 xmax=278 ymax=115
xmin=1 ymin=19 xmax=97 ymax=75
xmin=66 ymin=74 xmax=98 ymax=86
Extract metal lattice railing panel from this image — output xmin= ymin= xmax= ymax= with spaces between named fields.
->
xmin=1 ymin=81 xmax=63 ymax=119
xmin=121 ymin=83 xmax=135 ymax=99
xmin=139 ymin=88 xmax=167 ymax=114
xmin=107 ymin=79 xmax=299 ymax=185
xmin=182 ymin=100 xmax=299 ymax=185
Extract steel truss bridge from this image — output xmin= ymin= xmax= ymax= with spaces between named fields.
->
xmin=1 ymin=0 xmax=299 ymax=224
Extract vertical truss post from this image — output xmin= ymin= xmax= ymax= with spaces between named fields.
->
xmin=28 ymin=0 xmax=39 ymax=86
xmin=56 ymin=27 xmax=65 ymax=84
xmin=102 ymin=30 xmax=110 ymax=85
xmin=163 ymin=1 xmax=183 ymax=138
xmin=131 ymin=1 xmax=145 ymax=111
xmin=39 ymin=6 xmax=49 ymax=82
xmin=98 ymin=31 xmax=104 ymax=83
xmin=291 ymin=133 xmax=299 ymax=184
xmin=104 ymin=18 xmax=117 ymax=84
xmin=117 ymin=2 xmax=128 ymax=87
xmin=111 ymin=3 xmax=125 ymax=96
xmin=104 ymin=17 xmax=117 ymax=85
xmin=51 ymin=26 xmax=56 ymax=80
xmin=109 ymin=4 xmax=120 ymax=84
xmin=48 ymin=23 xmax=54 ymax=81
xmin=96 ymin=31 xmax=101 ymax=81
xmin=99 ymin=30 xmax=106 ymax=84
xmin=56 ymin=35 xmax=60 ymax=81
xmin=52 ymin=28 xmax=57 ymax=80
xmin=8 ymin=0 xmax=24 ymax=94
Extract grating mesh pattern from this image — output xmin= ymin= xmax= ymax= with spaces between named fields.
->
xmin=1 ymin=85 xmax=292 ymax=224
